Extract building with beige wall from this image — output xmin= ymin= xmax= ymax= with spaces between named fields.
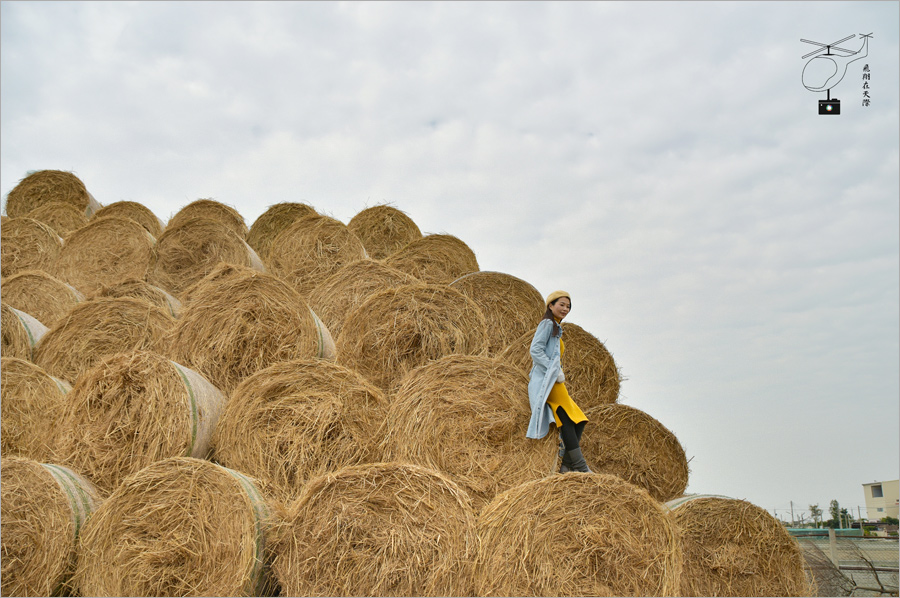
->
xmin=862 ymin=479 xmax=899 ymax=520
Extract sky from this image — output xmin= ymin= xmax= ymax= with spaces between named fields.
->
xmin=2 ymin=1 xmax=898 ymax=522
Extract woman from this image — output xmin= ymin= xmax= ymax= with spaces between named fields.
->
xmin=526 ymin=290 xmax=591 ymax=473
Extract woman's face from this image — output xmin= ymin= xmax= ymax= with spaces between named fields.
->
xmin=549 ymin=297 xmax=571 ymax=321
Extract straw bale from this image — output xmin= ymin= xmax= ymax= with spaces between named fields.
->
xmin=383 ymin=233 xmax=479 ymax=284
xmin=92 ymin=278 xmax=182 ymax=317
xmin=0 ymin=217 xmax=63 ymax=278
xmin=1 ymin=456 xmax=103 ymax=597
xmin=33 ymin=297 xmax=175 ymax=383
xmin=91 ymin=200 xmax=164 ymax=238
xmin=1 ymin=303 xmax=49 ymax=361
xmin=1 ymin=269 xmax=84 ymax=329
xmin=149 ymin=217 xmax=264 ymax=298
xmin=272 ymin=462 xmax=476 ymax=597
xmin=246 ymin=202 xmax=317 ymax=263
xmin=475 ymin=473 xmax=683 ymax=597
xmin=306 ymin=258 xmax=419 ymax=339
xmin=450 ymin=270 xmax=545 ymax=355
xmin=336 ymin=283 xmax=489 ymax=392
xmin=212 ymin=359 xmax=387 ymax=503
xmin=167 ymin=198 xmax=249 ymax=238
xmin=54 ymin=216 xmax=156 ymax=296
xmin=4 ymin=169 xmax=101 ymax=218
xmin=24 ymin=201 xmax=88 ymax=238
xmin=381 ymin=354 xmax=556 ymax=510
xmin=1 ymin=357 xmax=71 ymax=461
xmin=347 ymin=204 xmax=423 ymax=260
xmin=665 ymin=495 xmax=811 ymax=596
xmin=166 ymin=263 xmax=334 ymax=396
xmin=73 ymin=457 xmax=276 ymax=597
xmin=266 ymin=213 xmax=368 ymax=298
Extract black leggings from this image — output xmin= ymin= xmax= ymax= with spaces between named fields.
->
xmin=557 ymin=406 xmax=586 ymax=451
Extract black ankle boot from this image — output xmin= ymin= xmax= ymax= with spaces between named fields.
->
xmin=565 ymin=447 xmax=592 ymax=473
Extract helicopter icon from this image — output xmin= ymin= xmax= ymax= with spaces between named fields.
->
xmin=801 ymin=33 xmax=872 ymax=114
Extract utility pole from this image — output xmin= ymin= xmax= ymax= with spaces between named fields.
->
xmin=791 ymin=501 xmax=795 ymax=527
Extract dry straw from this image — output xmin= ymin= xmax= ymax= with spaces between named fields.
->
xmin=1 ymin=456 xmax=103 ymax=597
xmin=91 ymin=278 xmax=182 ymax=317
xmin=73 ymin=457 xmax=275 ymax=597
xmin=384 ymin=233 xmax=479 ymax=284
xmin=54 ymin=216 xmax=157 ymax=296
xmin=306 ymin=258 xmax=419 ymax=340
xmin=212 ymin=358 xmax=388 ymax=503
xmin=272 ymin=462 xmax=477 ymax=597
xmin=246 ymin=202 xmax=317 ymax=264
xmin=24 ymin=200 xmax=88 ymax=238
xmin=475 ymin=473 xmax=683 ymax=597
xmin=91 ymin=200 xmax=165 ymax=238
xmin=449 ymin=270 xmax=545 ymax=355
xmin=579 ymin=403 xmax=689 ymax=502
xmin=55 ymin=350 xmax=226 ymax=493
xmin=266 ymin=213 xmax=368 ymax=298
xmin=381 ymin=354 xmax=556 ymax=511
xmin=1 ymin=303 xmax=49 ymax=361
xmin=1 ymin=357 xmax=71 ymax=461
xmin=346 ymin=204 xmax=423 ymax=260
xmin=4 ymin=169 xmax=102 ymax=218
xmin=33 ymin=297 xmax=175 ymax=384
xmin=336 ymin=283 xmax=489 ymax=393
xmin=0 ymin=217 xmax=63 ymax=278
xmin=665 ymin=495 xmax=811 ymax=597
xmin=167 ymin=198 xmax=249 ymax=238
xmin=1 ymin=269 xmax=84 ymax=329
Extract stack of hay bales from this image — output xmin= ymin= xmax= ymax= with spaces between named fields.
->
xmin=0 ymin=217 xmax=63 ymax=278
xmin=246 ymin=202 xmax=318 ymax=265
xmin=3 ymin=169 xmax=102 ymax=218
xmin=1 ymin=269 xmax=84 ymax=328
xmin=1 ymin=357 xmax=71 ymax=461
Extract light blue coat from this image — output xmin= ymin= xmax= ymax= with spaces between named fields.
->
xmin=526 ymin=318 xmax=562 ymax=439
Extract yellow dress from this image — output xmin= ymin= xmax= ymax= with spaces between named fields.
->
xmin=546 ymin=336 xmax=588 ymax=427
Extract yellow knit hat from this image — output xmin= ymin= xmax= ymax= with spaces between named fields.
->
xmin=545 ymin=290 xmax=571 ymax=308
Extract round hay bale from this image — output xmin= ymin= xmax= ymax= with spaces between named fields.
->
xmin=54 ymin=216 xmax=156 ymax=296
xmin=266 ymin=213 xmax=368 ymax=298
xmin=1 ymin=357 xmax=71 ymax=461
xmin=92 ymin=278 xmax=182 ymax=317
xmin=33 ymin=297 xmax=175 ymax=383
xmin=167 ymin=198 xmax=249 ymax=238
xmin=336 ymin=283 xmax=489 ymax=392
xmin=306 ymin=258 xmax=419 ymax=340
xmin=166 ymin=263 xmax=335 ymax=396
xmin=346 ymin=204 xmax=423 ymax=260
xmin=475 ymin=473 xmax=683 ymax=597
xmin=24 ymin=200 xmax=89 ymax=238
xmin=665 ymin=495 xmax=811 ymax=597
xmin=500 ymin=321 xmax=621 ymax=410
xmin=449 ymin=270 xmax=545 ymax=355
xmin=384 ymin=233 xmax=479 ymax=284
xmin=212 ymin=359 xmax=387 ymax=503
xmin=1 ymin=303 xmax=49 ymax=361
xmin=0 ymin=217 xmax=63 ymax=278
xmin=4 ymin=170 xmax=102 ymax=218
xmin=272 ymin=462 xmax=476 ymax=597
xmin=54 ymin=350 xmax=226 ymax=493
xmin=1 ymin=269 xmax=84 ymax=329
xmin=73 ymin=457 xmax=275 ymax=597
xmin=381 ymin=354 xmax=555 ymax=510
xmin=579 ymin=403 xmax=689 ymax=502
xmin=1 ymin=456 xmax=103 ymax=597
xmin=149 ymin=217 xmax=264 ymax=298
xmin=246 ymin=202 xmax=317 ymax=264
xmin=91 ymin=200 xmax=165 ymax=238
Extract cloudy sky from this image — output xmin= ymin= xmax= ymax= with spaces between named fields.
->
xmin=2 ymin=1 xmax=898 ymax=521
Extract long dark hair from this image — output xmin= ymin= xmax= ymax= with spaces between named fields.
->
xmin=542 ymin=297 xmax=570 ymax=337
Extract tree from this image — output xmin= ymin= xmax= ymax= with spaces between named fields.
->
xmin=809 ymin=504 xmax=823 ymax=528
xmin=829 ymin=500 xmax=840 ymax=523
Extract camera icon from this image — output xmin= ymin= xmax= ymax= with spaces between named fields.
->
xmin=818 ymin=99 xmax=841 ymax=114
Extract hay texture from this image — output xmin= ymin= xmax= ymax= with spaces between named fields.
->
xmin=666 ymin=495 xmax=811 ymax=597
xmin=246 ymin=202 xmax=317 ymax=263
xmin=266 ymin=213 xmax=368 ymax=298
xmin=33 ymin=297 xmax=175 ymax=383
xmin=55 ymin=350 xmax=226 ymax=493
xmin=92 ymin=278 xmax=182 ymax=317
xmin=1 ymin=456 xmax=103 ymax=597
xmin=167 ymin=198 xmax=249 ymax=238
xmin=384 ymin=233 xmax=479 ymax=284
xmin=346 ymin=204 xmax=423 ymax=260
xmin=4 ymin=170 xmax=101 ymax=218
xmin=0 ymin=217 xmax=63 ymax=278
xmin=212 ymin=359 xmax=387 ymax=502
xmin=336 ymin=283 xmax=488 ymax=392
xmin=1 ymin=357 xmax=71 ymax=461
xmin=579 ymin=403 xmax=689 ymax=502
xmin=54 ymin=216 xmax=156 ymax=296
xmin=272 ymin=462 xmax=476 ymax=597
xmin=73 ymin=457 xmax=275 ymax=597
xmin=167 ymin=264 xmax=335 ymax=396
xmin=306 ymin=258 xmax=419 ymax=340
xmin=91 ymin=200 xmax=165 ymax=238
xmin=24 ymin=201 xmax=89 ymax=238
xmin=149 ymin=217 xmax=264 ymax=298
xmin=381 ymin=354 xmax=555 ymax=510
xmin=475 ymin=473 xmax=683 ymax=597
xmin=1 ymin=269 xmax=84 ymax=329
xmin=1 ymin=303 xmax=49 ymax=361
xmin=450 ymin=270 xmax=545 ymax=355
